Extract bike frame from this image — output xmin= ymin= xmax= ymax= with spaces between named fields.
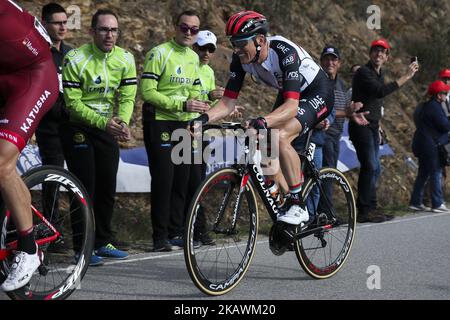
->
xmin=214 ymin=126 xmax=335 ymax=240
xmin=0 ymin=207 xmax=60 ymax=261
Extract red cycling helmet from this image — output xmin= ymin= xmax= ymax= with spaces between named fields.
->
xmin=225 ymin=11 xmax=269 ymax=39
xmin=439 ymin=68 xmax=450 ymax=79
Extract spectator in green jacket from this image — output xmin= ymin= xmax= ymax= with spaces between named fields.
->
xmin=62 ymin=9 xmax=136 ymax=265
xmin=140 ymin=10 xmax=209 ymax=252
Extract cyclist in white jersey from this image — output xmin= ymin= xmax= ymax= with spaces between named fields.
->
xmin=189 ymin=11 xmax=334 ymax=226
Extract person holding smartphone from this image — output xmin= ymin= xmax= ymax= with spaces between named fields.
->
xmin=350 ymin=39 xmax=419 ymax=223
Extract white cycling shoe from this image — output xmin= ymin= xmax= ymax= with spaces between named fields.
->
xmin=1 ymin=246 xmax=41 ymax=292
xmin=277 ymin=204 xmax=310 ymax=226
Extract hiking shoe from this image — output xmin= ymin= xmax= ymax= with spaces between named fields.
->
xmin=1 ymin=247 xmax=41 ymax=291
xmin=193 ymin=240 xmax=201 ymax=249
xmin=194 ymin=233 xmax=216 ymax=246
xmin=371 ymin=209 xmax=395 ymax=221
xmin=409 ymin=204 xmax=430 ymax=211
xmin=169 ymin=236 xmax=184 ymax=250
xmin=357 ymin=212 xmax=386 ymax=223
xmin=153 ymin=240 xmax=172 ymax=252
xmin=277 ymin=204 xmax=309 ymax=226
xmin=169 ymin=236 xmax=201 ymax=249
xmin=88 ymin=254 xmax=104 ymax=266
xmin=431 ymin=204 xmax=450 ymax=213
xmin=74 ymin=253 xmax=104 ymax=266
xmin=95 ymin=244 xmax=128 ymax=260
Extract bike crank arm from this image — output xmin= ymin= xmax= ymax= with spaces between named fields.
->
xmin=292 ymin=224 xmax=333 ymax=240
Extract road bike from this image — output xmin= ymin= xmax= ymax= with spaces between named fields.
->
xmin=0 ymin=165 xmax=94 ymax=300
xmin=184 ymin=123 xmax=356 ymax=295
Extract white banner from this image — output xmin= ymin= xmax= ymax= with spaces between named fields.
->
xmin=17 ymin=121 xmax=394 ymax=193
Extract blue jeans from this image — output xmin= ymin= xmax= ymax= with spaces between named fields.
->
xmin=322 ymin=133 xmax=341 ymax=168
xmin=321 ymin=133 xmax=341 ymax=213
xmin=410 ymin=149 xmax=443 ymax=208
xmin=348 ymin=122 xmax=381 ymax=215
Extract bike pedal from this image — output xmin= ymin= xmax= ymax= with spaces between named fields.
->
xmin=38 ymin=247 xmax=48 ymax=276
xmin=38 ymin=264 xmax=48 ymax=276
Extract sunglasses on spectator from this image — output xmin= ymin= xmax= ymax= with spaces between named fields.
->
xmin=96 ymin=27 xmax=120 ymax=36
xmin=46 ymin=20 xmax=68 ymax=26
xmin=197 ymin=45 xmax=216 ymax=53
xmin=178 ymin=24 xmax=199 ymax=35
xmin=230 ymin=35 xmax=256 ymax=49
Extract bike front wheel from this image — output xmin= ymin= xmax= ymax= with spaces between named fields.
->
xmin=1 ymin=166 xmax=94 ymax=300
xmin=184 ymin=167 xmax=259 ymax=296
xmin=295 ymin=167 xmax=356 ymax=279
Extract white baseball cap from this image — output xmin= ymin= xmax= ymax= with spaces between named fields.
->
xmin=195 ymin=30 xmax=217 ymax=48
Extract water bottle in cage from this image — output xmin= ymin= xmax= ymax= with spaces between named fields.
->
xmin=266 ymin=179 xmax=285 ymax=207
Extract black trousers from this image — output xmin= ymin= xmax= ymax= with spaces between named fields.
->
xmin=143 ymin=119 xmax=200 ymax=242
xmin=36 ymin=129 xmax=65 ymax=167
xmin=36 ymin=129 xmax=65 ymax=222
xmin=60 ymin=123 xmax=119 ymax=249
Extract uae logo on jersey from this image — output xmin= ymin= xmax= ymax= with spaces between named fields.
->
xmin=176 ymin=66 xmax=182 ymax=75
xmin=94 ymin=76 xmax=102 ymax=84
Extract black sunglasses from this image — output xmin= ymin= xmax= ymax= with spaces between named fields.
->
xmin=178 ymin=23 xmax=199 ymax=35
xmin=197 ymin=45 xmax=216 ymax=53
xmin=230 ymin=35 xmax=256 ymax=49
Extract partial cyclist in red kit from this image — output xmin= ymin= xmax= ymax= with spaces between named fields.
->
xmin=0 ymin=0 xmax=58 ymax=291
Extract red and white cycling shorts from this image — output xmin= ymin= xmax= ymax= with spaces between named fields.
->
xmin=0 ymin=58 xmax=58 ymax=151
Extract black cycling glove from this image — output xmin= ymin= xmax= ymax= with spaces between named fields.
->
xmin=249 ymin=117 xmax=268 ymax=130
xmin=188 ymin=113 xmax=209 ymax=132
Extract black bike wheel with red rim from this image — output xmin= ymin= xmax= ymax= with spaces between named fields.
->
xmin=0 ymin=166 xmax=94 ymax=300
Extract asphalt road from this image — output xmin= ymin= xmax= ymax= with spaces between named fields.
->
xmin=1 ymin=211 xmax=449 ymax=301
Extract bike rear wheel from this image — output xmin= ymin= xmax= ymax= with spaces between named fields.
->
xmin=1 ymin=166 xmax=94 ymax=300
xmin=184 ymin=168 xmax=259 ymax=296
xmin=295 ymin=167 xmax=356 ymax=279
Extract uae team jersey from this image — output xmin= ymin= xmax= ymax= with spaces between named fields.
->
xmin=224 ymin=35 xmax=321 ymax=101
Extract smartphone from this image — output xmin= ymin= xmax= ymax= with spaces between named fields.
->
xmin=410 ymin=56 xmax=418 ymax=63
